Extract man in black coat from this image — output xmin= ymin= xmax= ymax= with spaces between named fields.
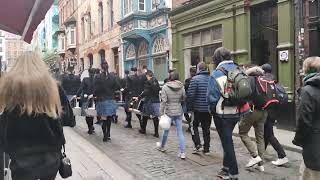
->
xmin=124 ymin=67 xmax=140 ymax=128
xmin=184 ymin=66 xmax=197 ymax=132
xmin=61 ymin=67 xmax=81 ymax=102
xmin=76 ymin=68 xmax=95 ymax=134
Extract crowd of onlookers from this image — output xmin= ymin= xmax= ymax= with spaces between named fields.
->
xmin=0 ymin=49 xmax=320 ymax=180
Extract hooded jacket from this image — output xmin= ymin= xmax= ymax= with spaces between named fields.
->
xmin=160 ymin=80 xmax=186 ymax=117
xmin=61 ymin=74 xmax=81 ymax=95
xmin=140 ymin=77 xmax=161 ymax=103
xmin=293 ymin=73 xmax=320 ymax=171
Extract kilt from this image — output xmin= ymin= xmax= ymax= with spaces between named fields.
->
xmin=96 ymin=100 xmax=117 ymax=117
xmin=143 ymin=101 xmax=160 ymax=117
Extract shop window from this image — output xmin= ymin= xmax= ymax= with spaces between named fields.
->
xmin=126 ymin=44 xmax=136 ymax=60
xmin=183 ymin=25 xmax=223 ymax=76
xmin=309 ymin=0 xmax=319 ymax=18
xmin=192 ymin=32 xmax=201 ymax=46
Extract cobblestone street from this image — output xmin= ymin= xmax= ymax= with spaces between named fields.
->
xmin=72 ymin=109 xmax=303 ymax=180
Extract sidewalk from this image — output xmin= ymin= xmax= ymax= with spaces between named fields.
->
xmin=210 ymin=122 xmax=302 ymax=153
xmin=56 ymin=128 xmax=134 ymax=180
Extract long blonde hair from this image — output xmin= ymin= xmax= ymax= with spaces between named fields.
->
xmin=0 ymin=52 xmax=62 ymax=118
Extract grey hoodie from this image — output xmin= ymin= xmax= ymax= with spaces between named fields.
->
xmin=160 ymin=80 xmax=186 ymax=117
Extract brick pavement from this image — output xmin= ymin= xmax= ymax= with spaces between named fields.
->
xmin=72 ymin=109 xmax=303 ymax=180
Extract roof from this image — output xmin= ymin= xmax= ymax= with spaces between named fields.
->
xmin=0 ymin=0 xmax=54 ymax=43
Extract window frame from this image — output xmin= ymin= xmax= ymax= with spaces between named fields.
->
xmin=139 ymin=0 xmax=145 ymax=12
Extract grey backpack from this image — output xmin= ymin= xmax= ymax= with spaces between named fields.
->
xmin=218 ymin=66 xmax=252 ymax=106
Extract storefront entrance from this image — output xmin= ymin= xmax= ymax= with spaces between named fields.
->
xmin=251 ymin=0 xmax=278 ymax=79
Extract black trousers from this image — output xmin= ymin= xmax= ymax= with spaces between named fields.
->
xmin=192 ymin=112 xmax=212 ymax=151
xmin=264 ymin=110 xmax=286 ymax=159
xmin=124 ymin=98 xmax=132 ymax=125
xmin=86 ymin=117 xmax=94 ymax=129
xmin=102 ymin=117 xmax=112 ymax=138
xmin=140 ymin=116 xmax=159 ymax=134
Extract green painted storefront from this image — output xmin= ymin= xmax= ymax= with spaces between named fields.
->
xmin=170 ymin=0 xmax=296 ymax=128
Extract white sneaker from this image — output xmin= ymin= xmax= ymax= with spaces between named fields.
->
xmin=253 ymin=164 xmax=265 ymax=172
xmin=246 ymin=156 xmax=262 ymax=168
xmin=180 ymin=153 xmax=186 ymax=159
xmin=156 ymin=142 xmax=166 ymax=152
xmin=272 ymin=157 xmax=289 ymax=166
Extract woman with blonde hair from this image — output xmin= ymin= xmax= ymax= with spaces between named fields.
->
xmin=293 ymin=56 xmax=320 ymax=180
xmin=0 ymin=52 xmax=66 ymax=180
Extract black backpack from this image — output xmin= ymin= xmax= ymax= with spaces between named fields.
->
xmin=275 ymin=83 xmax=288 ymax=105
xmin=253 ymin=76 xmax=279 ymax=110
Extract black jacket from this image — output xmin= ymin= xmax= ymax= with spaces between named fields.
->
xmin=293 ymin=73 xmax=320 ymax=171
xmin=140 ymin=77 xmax=160 ymax=103
xmin=184 ymin=77 xmax=192 ymax=93
xmin=76 ymin=76 xmax=94 ymax=97
xmin=61 ymin=74 xmax=81 ymax=95
xmin=93 ymin=72 xmax=120 ymax=101
xmin=138 ymin=74 xmax=147 ymax=95
xmin=126 ymin=75 xmax=141 ymax=97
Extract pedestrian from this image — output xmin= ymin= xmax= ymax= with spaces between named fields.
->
xmin=138 ymin=70 xmax=161 ymax=137
xmin=124 ymin=67 xmax=141 ymax=128
xmin=0 ymin=52 xmax=66 ymax=180
xmin=183 ymin=66 xmax=197 ymax=132
xmin=239 ymin=66 xmax=267 ymax=172
xmin=187 ymin=62 xmax=212 ymax=154
xmin=293 ymin=57 xmax=320 ymax=180
xmin=76 ymin=68 xmax=95 ymax=134
xmin=93 ymin=61 xmax=121 ymax=142
xmin=61 ymin=66 xmax=81 ymax=102
xmin=164 ymin=69 xmax=176 ymax=84
xmin=262 ymin=63 xmax=289 ymax=166
xmin=157 ymin=72 xmax=186 ymax=159
xmin=207 ymin=47 xmax=250 ymax=180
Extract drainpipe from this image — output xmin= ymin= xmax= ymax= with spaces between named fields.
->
xmin=232 ymin=4 xmax=237 ymax=59
xmin=294 ymin=0 xmax=304 ymax=123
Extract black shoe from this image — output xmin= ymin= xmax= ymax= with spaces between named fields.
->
xmin=139 ymin=129 xmax=146 ymax=134
xmin=217 ymin=168 xmax=229 ymax=179
xmin=202 ymin=149 xmax=210 ymax=155
xmin=153 ymin=133 xmax=159 ymax=138
xmin=88 ymin=128 xmax=94 ymax=135
xmin=230 ymin=178 xmax=239 ymax=180
xmin=95 ymin=120 xmax=103 ymax=125
xmin=107 ymin=137 xmax=111 ymax=141
xmin=125 ymin=124 xmax=133 ymax=128
xmin=103 ymin=137 xmax=108 ymax=142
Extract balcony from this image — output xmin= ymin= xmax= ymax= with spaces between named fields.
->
xmin=118 ymin=8 xmax=170 ymax=39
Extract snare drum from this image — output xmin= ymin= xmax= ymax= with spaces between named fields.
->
xmin=129 ymin=99 xmax=144 ymax=115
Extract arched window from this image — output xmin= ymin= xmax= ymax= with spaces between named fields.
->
xmin=138 ymin=41 xmax=148 ymax=57
xmin=126 ymin=44 xmax=136 ymax=59
xmin=99 ymin=49 xmax=105 ymax=64
xmin=99 ymin=2 xmax=104 ymax=33
xmin=153 ymin=37 xmax=166 ymax=54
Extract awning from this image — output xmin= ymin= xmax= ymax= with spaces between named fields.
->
xmin=0 ymin=0 xmax=54 ymax=43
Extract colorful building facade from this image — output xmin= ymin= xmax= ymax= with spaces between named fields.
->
xmin=118 ymin=0 xmax=171 ymax=81
xmin=170 ymin=0 xmax=295 ymax=128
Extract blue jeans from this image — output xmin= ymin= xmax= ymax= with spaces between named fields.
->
xmin=160 ymin=115 xmax=186 ymax=153
xmin=214 ymin=116 xmax=239 ymax=176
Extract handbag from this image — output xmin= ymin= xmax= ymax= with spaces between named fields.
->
xmin=59 ymin=145 xmax=72 ymax=178
xmin=85 ymin=98 xmax=97 ymax=117
xmin=159 ymin=114 xmax=171 ymax=130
